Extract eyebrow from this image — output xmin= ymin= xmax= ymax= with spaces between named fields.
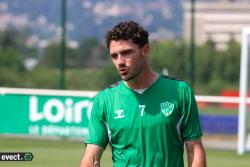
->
xmin=110 ymin=48 xmax=135 ymax=56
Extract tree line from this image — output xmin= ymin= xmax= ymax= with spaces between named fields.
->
xmin=0 ymin=29 xmax=241 ymax=95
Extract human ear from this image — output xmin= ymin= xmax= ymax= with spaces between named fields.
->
xmin=142 ymin=44 xmax=150 ymax=57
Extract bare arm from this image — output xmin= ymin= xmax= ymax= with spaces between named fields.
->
xmin=80 ymin=144 xmax=104 ymax=167
xmin=185 ymin=139 xmax=206 ymax=167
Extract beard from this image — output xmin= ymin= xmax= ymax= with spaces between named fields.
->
xmin=121 ymin=68 xmax=142 ymax=81
xmin=119 ymin=60 xmax=145 ymax=81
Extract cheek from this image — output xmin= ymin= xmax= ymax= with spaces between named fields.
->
xmin=124 ymin=59 xmax=135 ymax=68
xmin=112 ymin=60 xmax=119 ymax=69
xmin=130 ymin=56 xmax=143 ymax=67
xmin=125 ymin=59 xmax=132 ymax=66
xmin=128 ymin=56 xmax=138 ymax=65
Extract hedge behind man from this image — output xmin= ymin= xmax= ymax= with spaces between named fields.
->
xmin=80 ymin=20 xmax=206 ymax=167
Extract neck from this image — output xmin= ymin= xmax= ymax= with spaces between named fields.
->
xmin=125 ymin=66 xmax=158 ymax=90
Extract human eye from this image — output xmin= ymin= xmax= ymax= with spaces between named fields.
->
xmin=110 ymin=53 xmax=118 ymax=60
xmin=121 ymin=49 xmax=134 ymax=57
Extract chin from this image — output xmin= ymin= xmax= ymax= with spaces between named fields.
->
xmin=121 ymin=77 xmax=128 ymax=81
xmin=122 ymin=75 xmax=136 ymax=81
xmin=122 ymin=78 xmax=130 ymax=81
xmin=120 ymin=75 xmax=129 ymax=81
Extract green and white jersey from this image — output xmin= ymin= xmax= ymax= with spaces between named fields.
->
xmin=85 ymin=75 xmax=202 ymax=167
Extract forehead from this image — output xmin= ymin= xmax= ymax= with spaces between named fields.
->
xmin=109 ymin=40 xmax=139 ymax=53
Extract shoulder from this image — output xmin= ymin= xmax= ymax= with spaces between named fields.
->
xmin=160 ymin=75 xmax=190 ymax=89
xmin=160 ymin=75 xmax=194 ymax=99
xmin=94 ymin=81 xmax=122 ymax=101
xmin=90 ymin=81 xmax=122 ymax=117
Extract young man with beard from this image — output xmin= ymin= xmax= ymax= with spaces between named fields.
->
xmin=80 ymin=20 xmax=206 ymax=167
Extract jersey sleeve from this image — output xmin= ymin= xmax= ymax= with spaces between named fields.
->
xmin=84 ymin=93 xmax=109 ymax=149
xmin=178 ymin=82 xmax=202 ymax=141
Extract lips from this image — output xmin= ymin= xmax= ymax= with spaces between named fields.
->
xmin=119 ymin=68 xmax=128 ymax=75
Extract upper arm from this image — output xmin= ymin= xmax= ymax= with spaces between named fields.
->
xmin=85 ymin=95 xmax=109 ymax=148
xmin=179 ymin=83 xmax=202 ymax=140
xmin=80 ymin=144 xmax=104 ymax=167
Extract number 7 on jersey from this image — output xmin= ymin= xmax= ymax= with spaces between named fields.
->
xmin=139 ymin=105 xmax=145 ymax=117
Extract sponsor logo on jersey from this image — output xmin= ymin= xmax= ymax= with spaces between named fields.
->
xmin=114 ymin=109 xmax=125 ymax=119
xmin=160 ymin=101 xmax=174 ymax=117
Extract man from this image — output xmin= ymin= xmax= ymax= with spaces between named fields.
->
xmin=80 ymin=20 xmax=206 ymax=167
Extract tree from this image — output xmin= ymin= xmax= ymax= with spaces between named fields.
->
xmin=216 ymin=39 xmax=240 ymax=85
xmin=150 ymin=40 xmax=188 ymax=80
xmin=23 ymin=65 xmax=59 ymax=89
xmin=0 ymin=48 xmax=24 ymax=87
xmin=0 ymin=29 xmax=18 ymax=50
xmin=77 ymin=38 xmax=109 ymax=68
xmin=195 ymin=39 xmax=217 ymax=83
xmin=39 ymin=43 xmax=60 ymax=67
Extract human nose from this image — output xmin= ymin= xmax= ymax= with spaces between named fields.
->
xmin=117 ymin=55 xmax=125 ymax=65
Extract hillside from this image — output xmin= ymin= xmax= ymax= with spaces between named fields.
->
xmin=0 ymin=0 xmax=183 ymax=42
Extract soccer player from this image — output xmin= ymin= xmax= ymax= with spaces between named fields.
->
xmin=80 ymin=21 xmax=206 ymax=167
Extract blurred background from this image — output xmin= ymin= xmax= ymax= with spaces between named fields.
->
xmin=0 ymin=0 xmax=245 ymax=92
xmin=0 ymin=0 xmax=250 ymax=166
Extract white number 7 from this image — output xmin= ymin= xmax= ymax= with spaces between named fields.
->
xmin=139 ymin=105 xmax=145 ymax=117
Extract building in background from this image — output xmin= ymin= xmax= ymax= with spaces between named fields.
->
xmin=183 ymin=0 xmax=250 ymax=50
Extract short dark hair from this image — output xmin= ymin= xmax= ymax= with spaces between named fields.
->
xmin=105 ymin=20 xmax=149 ymax=48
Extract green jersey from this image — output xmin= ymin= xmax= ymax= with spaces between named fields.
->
xmin=85 ymin=75 xmax=202 ymax=167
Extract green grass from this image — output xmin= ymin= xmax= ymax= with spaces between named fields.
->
xmin=204 ymin=149 xmax=250 ymax=167
xmin=1 ymin=137 xmax=250 ymax=167
xmin=0 ymin=136 xmax=112 ymax=167
xmin=0 ymin=137 xmax=84 ymax=167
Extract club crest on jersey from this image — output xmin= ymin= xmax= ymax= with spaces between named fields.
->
xmin=161 ymin=101 xmax=174 ymax=117
xmin=114 ymin=109 xmax=125 ymax=119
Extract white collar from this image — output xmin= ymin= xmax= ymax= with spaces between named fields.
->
xmin=134 ymin=88 xmax=147 ymax=94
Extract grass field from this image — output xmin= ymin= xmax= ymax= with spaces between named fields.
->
xmin=1 ymin=136 xmax=250 ymax=167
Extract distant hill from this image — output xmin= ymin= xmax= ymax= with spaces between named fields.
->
xmin=0 ymin=0 xmax=183 ymax=42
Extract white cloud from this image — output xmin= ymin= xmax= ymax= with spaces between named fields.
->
xmin=36 ymin=15 xmax=48 ymax=26
xmin=93 ymin=2 xmax=130 ymax=17
xmin=82 ymin=0 xmax=92 ymax=9
xmin=0 ymin=2 xmax=8 ymax=11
